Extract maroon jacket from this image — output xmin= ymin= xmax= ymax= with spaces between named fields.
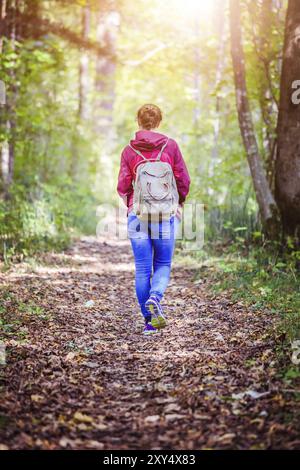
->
xmin=117 ymin=130 xmax=191 ymax=213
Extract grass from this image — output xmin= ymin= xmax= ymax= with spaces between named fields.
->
xmin=207 ymin=255 xmax=300 ymax=343
xmin=180 ymin=241 xmax=300 ymax=341
xmin=176 ymin=240 xmax=300 ymax=382
xmin=0 ymin=289 xmax=49 ymax=345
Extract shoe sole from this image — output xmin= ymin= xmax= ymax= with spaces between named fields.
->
xmin=143 ymin=329 xmax=158 ymax=336
xmin=145 ymin=299 xmax=167 ymax=330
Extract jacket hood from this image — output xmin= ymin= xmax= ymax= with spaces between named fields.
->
xmin=130 ymin=130 xmax=168 ymax=152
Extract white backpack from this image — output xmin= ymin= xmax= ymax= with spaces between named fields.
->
xmin=129 ymin=139 xmax=179 ymax=221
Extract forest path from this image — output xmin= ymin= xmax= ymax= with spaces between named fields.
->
xmin=0 ymin=236 xmax=298 ymax=450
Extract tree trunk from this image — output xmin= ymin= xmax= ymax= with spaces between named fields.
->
xmin=248 ymin=0 xmax=283 ymax=191
xmin=93 ymin=10 xmax=119 ymax=201
xmin=94 ymin=10 xmax=118 ymax=135
xmin=229 ymin=0 xmax=279 ymax=236
xmin=259 ymin=0 xmax=278 ymax=170
xmin=78 ymin=2 xmax=90 ymax=121
xmin=275 ymin=0 xmax=300 ymax=238
xmin=70 ymin=2 xmax=91 ymax=179
xmin=0 ymin=0 xmax=18 ymax=195
xmin=210 ymin=0 xmax=226 ymax=172
xmin=192 ymin=16 xmax=201 ymax=134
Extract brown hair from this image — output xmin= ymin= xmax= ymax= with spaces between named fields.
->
xmin=137 ymin=104 xmax=162 ymax=130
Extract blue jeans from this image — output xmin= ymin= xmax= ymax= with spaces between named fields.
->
xmin=128 ymin=213 xmax=180 ymax=320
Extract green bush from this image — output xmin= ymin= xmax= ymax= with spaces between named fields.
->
xmin=0 ymin=181 xmax=97 ymax=261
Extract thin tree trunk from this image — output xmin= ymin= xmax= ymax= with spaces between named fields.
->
xmin=0 ymin=0 xmax=6 ymax=189
xmin=275 ymin=0 xmax=300 ymax=239
xmin=248 ymin=0 xmax=280 ymax=190
xmin=0 ymin=0 xmax=18 ymax=195
xmin=229 ymin=0 xmax=279 ymax=236
xmin=210 ymin=0 xmax=226 ymax=172
xmin=94 ymin=10 xmax=118 ymax=135
xmin=6 ymin=0 xmax=17 ymax=192
xmin=78 ymin=2 xmax=90 ymax=121
xmin=93 ymin=10 xmax=119 ymax=199
xmin=259 ymin=0 xmax=277 ymax=151
xmin=193 ymin=16 xmax=201 ymax=134
xmin=70 ymin=2 xmax=91 ymax=179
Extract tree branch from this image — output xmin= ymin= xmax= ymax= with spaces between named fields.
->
xmin=0 ymin=13 xmax=116 ymax=60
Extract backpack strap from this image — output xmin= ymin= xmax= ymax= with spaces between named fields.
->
xmin=128 ymin=144 xmax=148 ymax=160
xmin=156 ymin=139 xmax=169 ymax=161
xmin=129 ymin=138 xmax=169 ymax=162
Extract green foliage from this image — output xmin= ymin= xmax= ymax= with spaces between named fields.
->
xmin=0 ymin=289 xmax=49 ymax=348
xmin=0 ymin=0 xmax=289 ymax=257
xmin=199 ymin=244 xmax=300 ymax=344
xmin=0 ymin=181 xmax=97 ymax=262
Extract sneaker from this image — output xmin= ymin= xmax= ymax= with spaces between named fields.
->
xmin=143 ymin=323 xmax=157 ymax=335
xmin=145 ymin=296 xmax=167 ymax=329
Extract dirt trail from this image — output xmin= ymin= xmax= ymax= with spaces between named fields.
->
xmin=0 ymin=236 xmax=299 ymax=449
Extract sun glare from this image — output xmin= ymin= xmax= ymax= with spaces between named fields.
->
xmin=173 ymin=0 xmax=215 ymax=18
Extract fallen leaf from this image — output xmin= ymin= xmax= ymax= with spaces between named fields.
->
xmin=144 ymin=415 xmax=160 ymax=424
xmin=31 ymin=395 xmax=43 ymax=403
xmin=232 ymin=390 xmax=270 ymax=400
xmin=84 ymin=362 xmax=98 ymax=368
xmin=165 ymin=414 xmax=186 ymax=422
xmin=73 ymin=412 xmax=94 ymax=423
xmin=164 ymin=403 xmax=181 ymax=413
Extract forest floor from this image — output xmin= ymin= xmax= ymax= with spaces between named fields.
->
xmin=0 ymin=235 xmax=299 ymax=450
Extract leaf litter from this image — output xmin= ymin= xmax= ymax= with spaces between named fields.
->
xmin=0 ymin=236 xmax=299 ymax=449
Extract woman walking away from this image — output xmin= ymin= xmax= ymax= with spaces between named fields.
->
xmin=117 ymin=104 xmax=190 ymax=335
